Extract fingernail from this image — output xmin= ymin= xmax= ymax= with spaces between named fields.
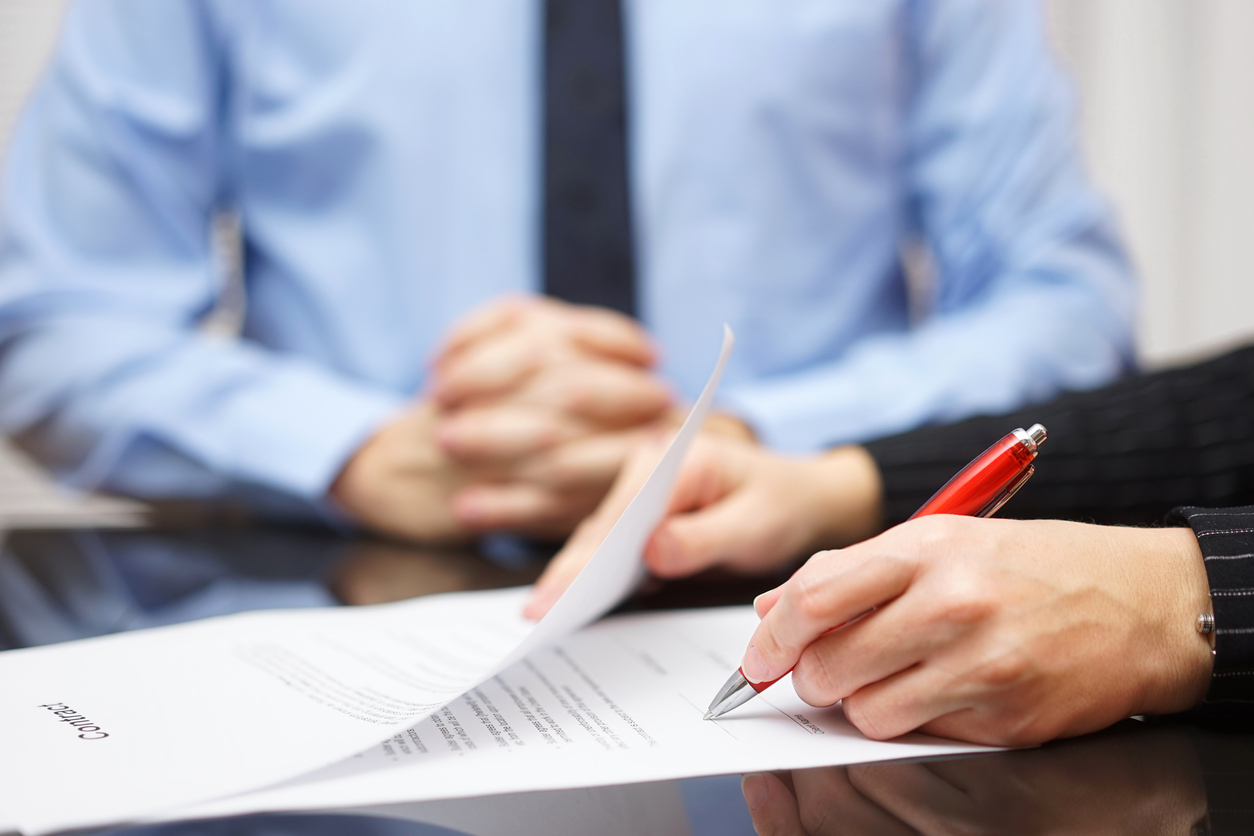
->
xmin=742 ymin=645 xmax=770 ymax=684
xmin=741 ymin=774 xmax=769 ymax=812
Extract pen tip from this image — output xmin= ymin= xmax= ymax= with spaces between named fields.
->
xmin=703 ymin=711 xmax=714 ymax=721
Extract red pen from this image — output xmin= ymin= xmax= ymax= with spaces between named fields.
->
xmin=703 ymin=423 xmax=1048 ymax=720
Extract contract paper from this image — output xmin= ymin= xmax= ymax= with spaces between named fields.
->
xmin=161 ymin=606 xmax=995 ymax=825
xmin=0 ymin=329 xmax=732 ymax=836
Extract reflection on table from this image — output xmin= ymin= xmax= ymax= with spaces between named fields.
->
xmin=0 ymin=527 xmax=541 ymax=649
xmin=1 ymin=526 xmax=1251 ymax=836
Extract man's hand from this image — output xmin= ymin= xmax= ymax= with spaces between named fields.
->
xmin=332 ymin=295 xmax=755 ymax=544
xmin=330 ymin=401 xmax=470 ymax=543
xmin=742 ymin=516 xmax=1215 ymax=746
xmin=525 ymin=435 xmax=881 ymax=619
xmin=429 ymin=296 xmax=674 ymax=536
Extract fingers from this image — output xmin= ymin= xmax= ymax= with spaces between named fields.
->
xmin=790 ymin=767 xmax=921 ymax=836
xmin=452 ymin=482 xmax=592 ymax=532
xmin=564 ymin=305 xmax=658 ymax=367
xmin=754 ymin=588 xmax=783 ymax=618
xmin=507 ymin=363 xmax=672 ymax=427
xmin=846 ymin=762 xmax=978 ymax=835
xmin=516 ymin=432 xmax=637 ymax=492
xmin=524 ymin=514 xmax=610 ymax=620
xmin=645 ymin=492 xmax=780 ymax=577
xmin=431 ymin=329 xmax=549 ymax=408
xmin=437 ymin=356 xmax=671 ymax=431
xmin=435 ymin=294 xmax=531 ymax=361
xmin=639 ymin=436 xmax=750 ymax=576
xmin=439 ymin=296 xmax=657 ymax=368
xmin=840 ymin=662 xmax=971 ymax=741
xmin=436 ymin=405 xmax=581 ymax=463
xmin=740 ymin=539 xmax=918 ymax=685
xmin=788 ymin=591 xmax=978 ymax=709
xmin=432 ymin=297 xmax=657 ymax=408
xmin=742 ymin=773 xmax=805 ymax=836
xmin=524 ymin=434 xmax=671 ymax=620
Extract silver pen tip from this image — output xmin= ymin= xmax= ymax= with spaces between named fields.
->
xmin=703 ymin=711 xmax=714 ymax=721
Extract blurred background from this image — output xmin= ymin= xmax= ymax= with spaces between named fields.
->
xmin=0 ymin=0 xmax=1251 ymax=518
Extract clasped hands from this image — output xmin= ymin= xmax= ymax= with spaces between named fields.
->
xmin=331 ymin=295 xmax=751 ymax=543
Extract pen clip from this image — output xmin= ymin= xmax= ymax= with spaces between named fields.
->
xmin=975 ymin=465 xmax=1034 ymax=518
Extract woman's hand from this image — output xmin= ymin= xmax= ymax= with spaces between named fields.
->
xmin=742 ymin=516 xmax=1215 ymax=746
xmin=525 ymin=434 xmax=882 ymax=619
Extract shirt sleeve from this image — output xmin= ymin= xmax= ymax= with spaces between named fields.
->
xmin=0 ymin=1 xmax=404 ymax=508
xmin=720 ymin=0 xmax=1136 ymax=451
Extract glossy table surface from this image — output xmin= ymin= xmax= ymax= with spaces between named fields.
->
xmin=1 ymin=524 xmax=1251 ymax=836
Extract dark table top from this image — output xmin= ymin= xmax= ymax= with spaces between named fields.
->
xmin=2 ymin=524 xmax=1251 ymax=836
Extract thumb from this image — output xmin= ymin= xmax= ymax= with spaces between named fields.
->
xmin=742 ymin=773 xmax=803 ymax=836
xmin=524 ymin=501 xmax=616 ymax=620
xmin=754 ymin=586 xmax=784 ymax=618
xmin=644 ymin=491 xmax=763 ymax=577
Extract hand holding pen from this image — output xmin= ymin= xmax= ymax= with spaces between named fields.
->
xmin=703 ymin=423 xmax=1212 ymax=746
xmin=706 ymin=425 xmax=1049 ymax=721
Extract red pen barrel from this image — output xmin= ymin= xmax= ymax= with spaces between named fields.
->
xmin=908 ymin=427 xmax=1043 ymax=520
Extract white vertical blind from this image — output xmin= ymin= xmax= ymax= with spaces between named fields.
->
xmin=1 ymin=0 xmax=1252 ymax=366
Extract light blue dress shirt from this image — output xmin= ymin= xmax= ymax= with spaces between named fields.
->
xmin=0 ymin=0 xmax=1135 ymax=511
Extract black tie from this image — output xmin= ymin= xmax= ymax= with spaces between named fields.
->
xmin=542 ymin=0 xmax=636 ymax=318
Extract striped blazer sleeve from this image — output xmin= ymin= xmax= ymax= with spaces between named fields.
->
xmin=1169 ymin=506 xmax=1254 ymax=710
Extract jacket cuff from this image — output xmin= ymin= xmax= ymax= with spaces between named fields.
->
xmin=1167 ymin=506 xmax=1254 ymax=708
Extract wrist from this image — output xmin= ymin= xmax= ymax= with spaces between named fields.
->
xmin=1139 ymin=528 xmax=1214 ymax=715
xmin=803 ymin=445 xmax=884 ymax=550
xmin=330 ymin=400 xmax=473 ymax=543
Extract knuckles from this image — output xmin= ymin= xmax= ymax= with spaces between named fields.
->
xmin=925 ymin=570 xmax=998 ymax=629
xmin=797 ymin=796 xmax=838 ymax=836
xmin=969 ymin=643 xmax=1034 ymax=691
xmin=791 ymin=648 xmax=846 ymax=708
xmin=840 ymin=692 xmax=901 ymax=742
xmin=790 ymin=568 xmax=838 ymax=625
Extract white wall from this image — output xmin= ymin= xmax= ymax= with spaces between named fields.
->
xmin=1048 ymin=0 xmax=1254 ymax=366
xmin=2 ymin=0 xmax=1253 ymax=366
xmin=0 ymin=0 xmax=66 ymax=154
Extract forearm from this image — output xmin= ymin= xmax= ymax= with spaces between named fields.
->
xmin=721 ymin=275 xmax=1131 ymax=456
xmin=0 ymin=314 xmax=403 ymax=505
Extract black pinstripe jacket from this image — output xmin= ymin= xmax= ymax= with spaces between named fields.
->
xmin=864 ymin=345 xmax=1254 ymax=712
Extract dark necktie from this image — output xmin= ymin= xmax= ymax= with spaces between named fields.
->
xmin=542 ymin=0 xmax=636 ymax=318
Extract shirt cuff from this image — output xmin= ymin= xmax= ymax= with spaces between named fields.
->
xmin=74 ymin=364 xmax=406 ymax=505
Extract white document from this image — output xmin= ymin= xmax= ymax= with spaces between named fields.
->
xmin=0 ymin=328 xmax=733 ymax=836
xmin=163 ymin=607 xmax=994 ymax=825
